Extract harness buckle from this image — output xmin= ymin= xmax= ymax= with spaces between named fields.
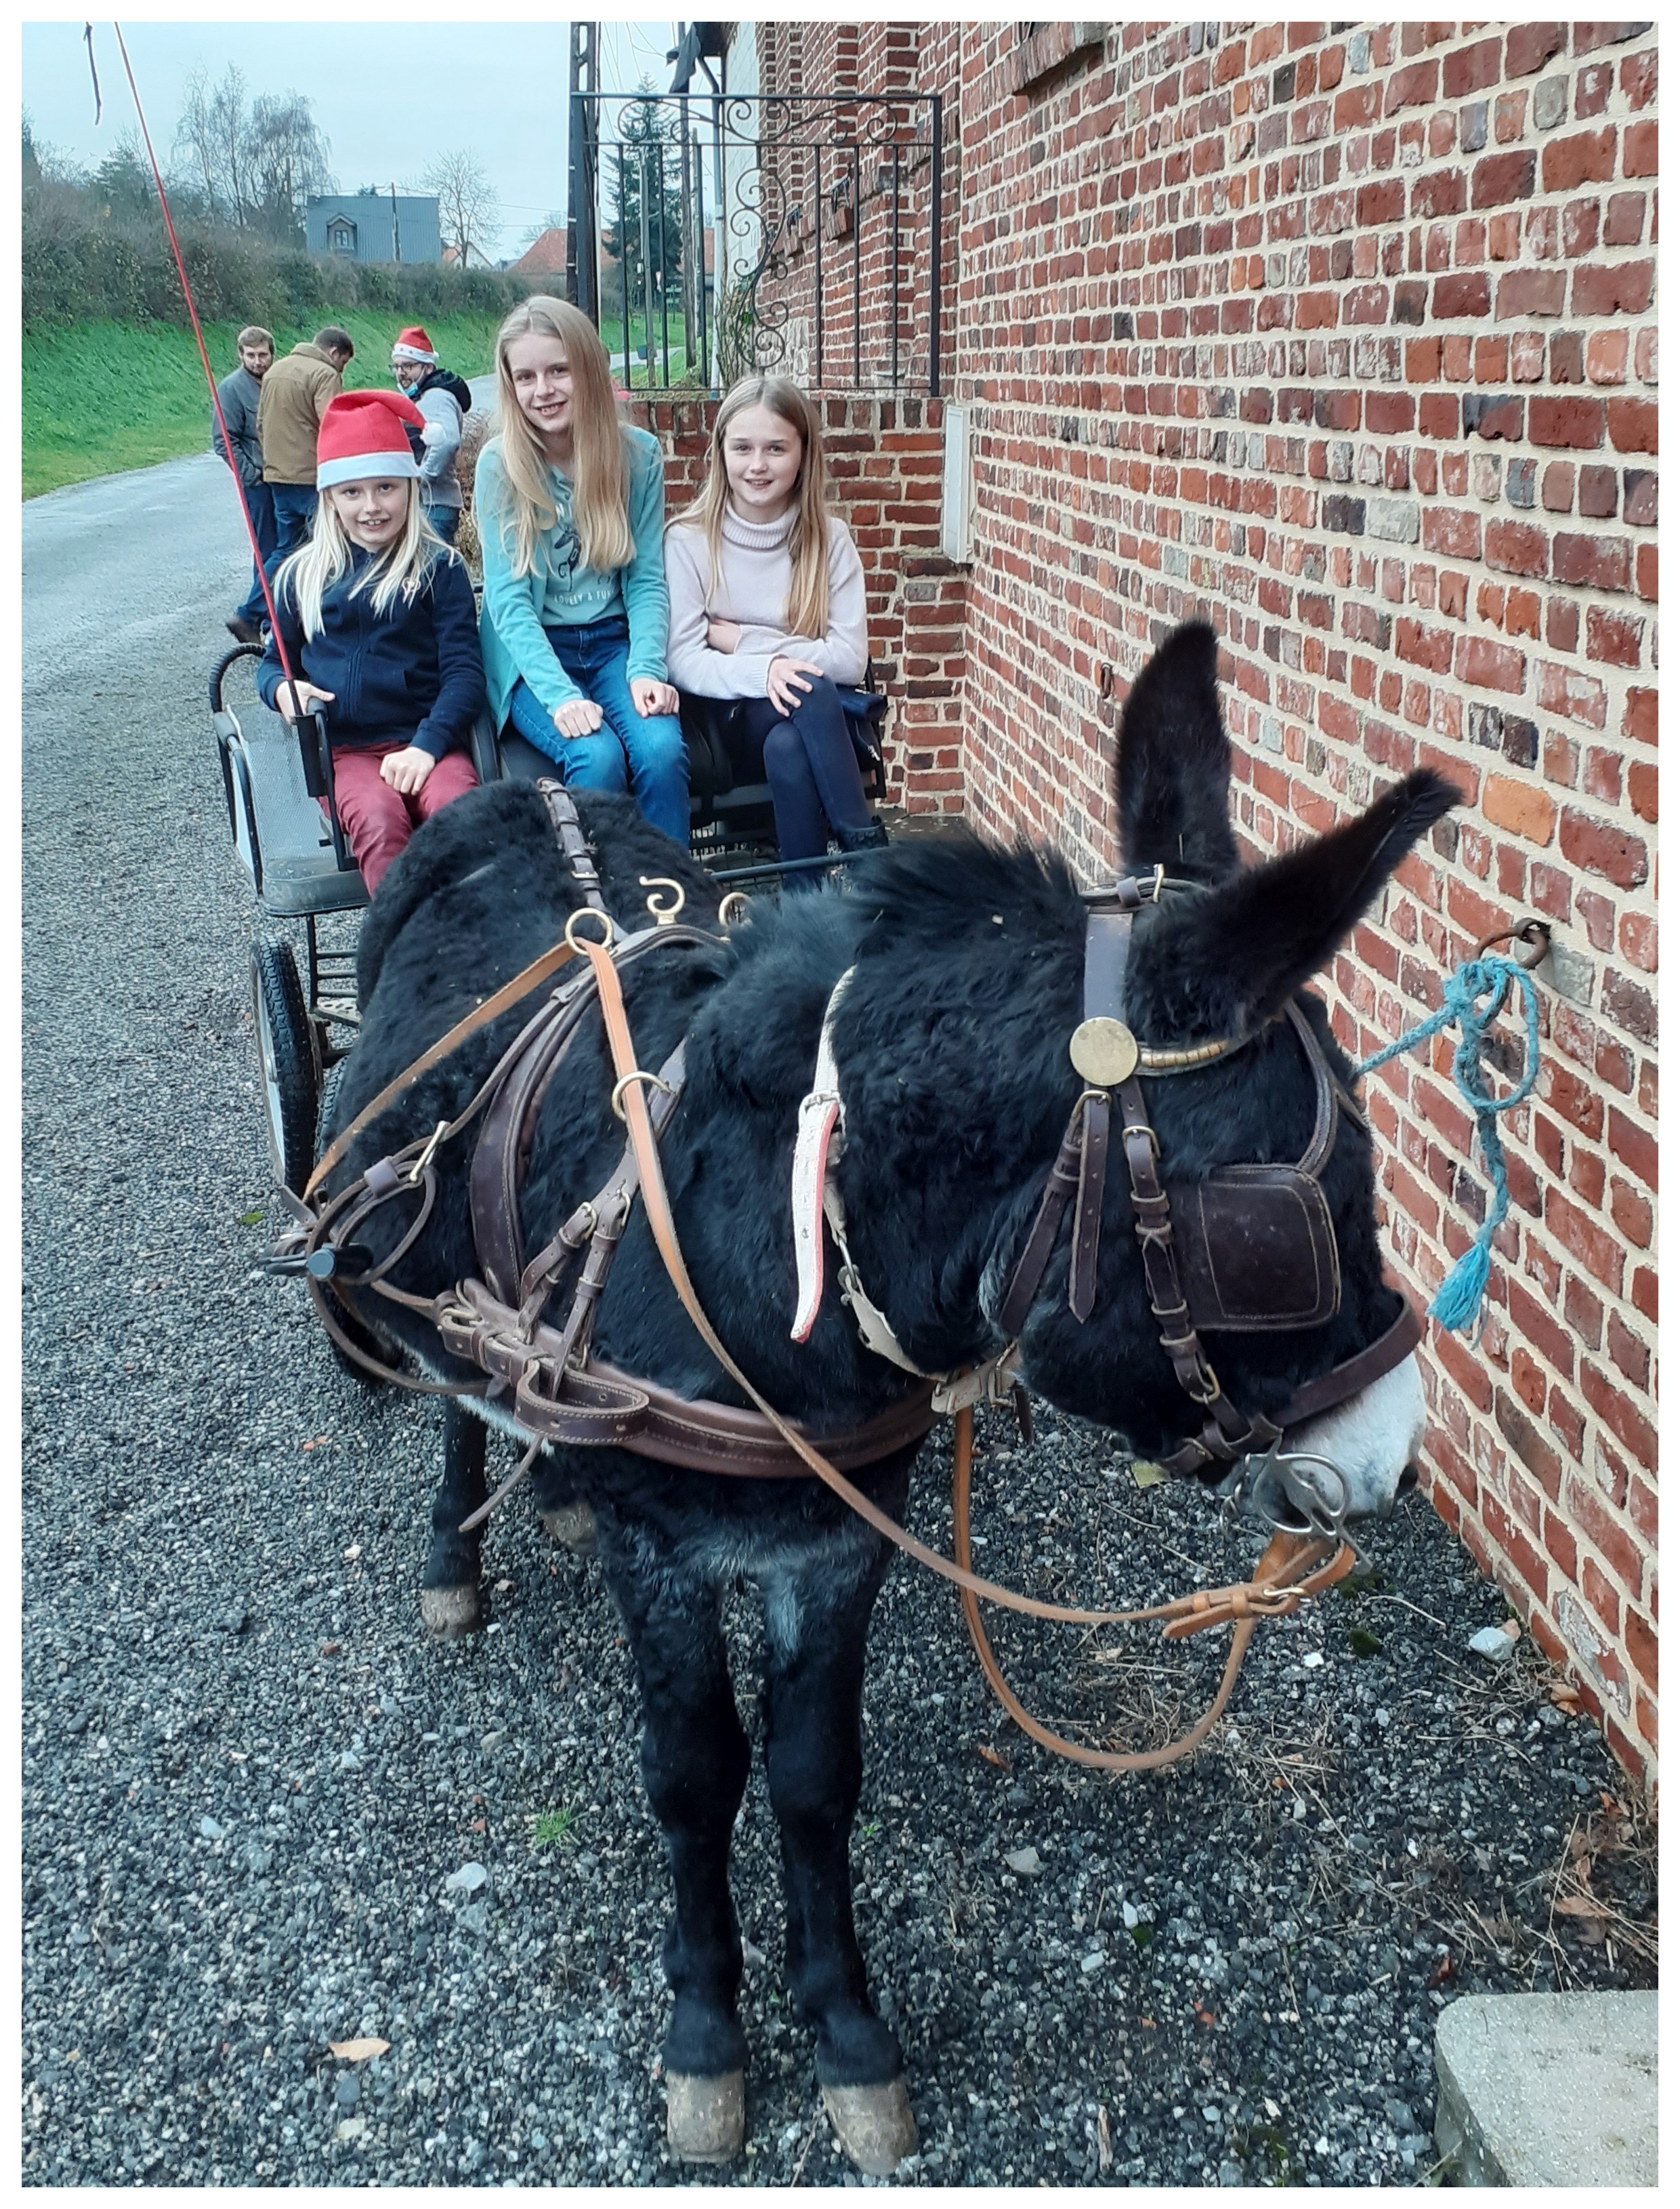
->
xmin=1184 ymin=1358 xmax=1223 ymax=1406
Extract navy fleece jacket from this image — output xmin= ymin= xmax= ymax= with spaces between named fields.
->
xmin=257 ymin=547 xmax=484 ymax=758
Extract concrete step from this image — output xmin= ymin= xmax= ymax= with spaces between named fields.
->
xmin=1435 ymin=1990 xmax=1657 ymax=2186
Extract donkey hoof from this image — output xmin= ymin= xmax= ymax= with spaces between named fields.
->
xmin=665 ymin=2069 xmax=744 ymax=2163
xmin=419 ymin=1584 xmax=480 ymax=1637
xmin=821 ymin=2078 xmax=917 ymax=2176
xmin=540 ymin=1500 xmax=597 ymax=1554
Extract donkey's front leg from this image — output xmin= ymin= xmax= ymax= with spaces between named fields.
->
xmin=601 ymin=1524 xmax=751 ymax=2164
xmin=419 ymin=1399 xmax=486 ymax=1636
xmin=763 ymin=1531 xmax=917 ymax=2177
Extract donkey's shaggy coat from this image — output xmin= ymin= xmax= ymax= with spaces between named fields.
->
xmin=317 ymin=622 xmax=1455 ymax=2163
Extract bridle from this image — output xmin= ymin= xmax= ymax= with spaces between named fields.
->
xmin=993 ymin=867 xmax=1423 ymax=1491
xmin=795 ymin=865 xmax=1422 ymax=1520
xmin=278 ymin=796 xmax=1423 ymax=1772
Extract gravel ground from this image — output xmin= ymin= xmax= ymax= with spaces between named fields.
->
xmin=22 ymin=473 xmax=1653 ymax=2187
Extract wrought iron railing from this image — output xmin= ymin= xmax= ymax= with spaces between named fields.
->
xmin=570 ymin=91 xmax=944 ymax=397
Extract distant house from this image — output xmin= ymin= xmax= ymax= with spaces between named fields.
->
xmin=306 ymin=191 xmax=442 ymax=266
xmin=511 ymin=226 xmax=570 ymax=278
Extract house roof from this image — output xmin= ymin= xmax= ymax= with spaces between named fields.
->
xmin=511 ymin=226 xmax=569 ymax=275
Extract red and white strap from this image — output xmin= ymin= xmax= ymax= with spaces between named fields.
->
xmin=789 ymin=968 xmax=1022 ymax=1407
xmin=790 ymin=970 xmax=854 ymax=1342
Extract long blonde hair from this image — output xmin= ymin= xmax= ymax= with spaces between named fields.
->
xmin=488 ymin=295 xmax=634 ymax=579
xmin=277 ymin=479 xmax=448 ymax=639
xmin=673 ymin=377 xmax=833 ymax=638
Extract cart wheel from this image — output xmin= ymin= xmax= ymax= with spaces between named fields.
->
xmin=251 ymin=936 xmax=318 ymax=1195
xmin=315 ymin=1054 xmax=352 ymax=1160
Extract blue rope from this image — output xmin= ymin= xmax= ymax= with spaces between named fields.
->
xmin=1354 ymin=954 xmax=1542 ymax=1333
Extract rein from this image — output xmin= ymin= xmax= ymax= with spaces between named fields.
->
xmin=281 ymin=804 xmax=1421 ymax=1771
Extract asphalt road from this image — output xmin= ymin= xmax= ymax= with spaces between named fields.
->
xmin=22 ymin=444 xmax=1647 ymax=2187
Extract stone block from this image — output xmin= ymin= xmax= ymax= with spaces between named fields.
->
xmin=1435 ymin=1991 xmax=1657 ymax=2186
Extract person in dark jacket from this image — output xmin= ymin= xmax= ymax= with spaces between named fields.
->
xmin=256 ymin=390 xmax=483 ymax=894
xmin=213 ymin=324 xmax=276 ymax=642
xmin=391 ymin=324 xmax=470 ymax=544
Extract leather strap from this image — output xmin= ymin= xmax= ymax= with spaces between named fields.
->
xmin=534 ymin=779 xmax=608 ymax=913
xmin=305 ymin=934 xmax=581 ymax=1199
xmin=469 ymin=926 xmax=717 ymax=1304
xmin=952 ymin=1406 xmax=1353 ymax=1770
xmin=470 ymin=961 xmax=606 ymax=1302
xmin=1286 ymin=999 xmax=1340 ymax=1177
xmin=568 ymin=930 xmax=1329 ymax=1627
xmin=1274 ymin=1299 xmax=1423 ymax=1427
xmin=1068 ymin=1096 xmax=1110 ymax=1322
xmin=438 ymin=1275 xmax=941 ymax=1476
xmin=1068 ymin=907 xmax=1132 ymax=1321
xmin=995 ymin=1106 xmax=1087 ymax=1340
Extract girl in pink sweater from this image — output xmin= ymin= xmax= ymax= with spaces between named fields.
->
xmin=665 ymin=379 xmax=884 ymax=875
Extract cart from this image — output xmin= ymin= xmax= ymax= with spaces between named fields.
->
xmin=211 ymin=642 xmax=891 ymax=1191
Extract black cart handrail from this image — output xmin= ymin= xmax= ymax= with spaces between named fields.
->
xmin=208 ymin=641 xmax=358 ymax=880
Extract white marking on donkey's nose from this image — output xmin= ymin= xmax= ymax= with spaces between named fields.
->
xmin=1284 ymin=1353 xmax=1427 ymax=1519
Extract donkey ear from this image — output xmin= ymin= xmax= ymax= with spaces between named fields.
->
xmin=1159 ymin=769 xmax=1461 ymax=1027
xmin=1117 ymin=620 xmax=1241 ymax=883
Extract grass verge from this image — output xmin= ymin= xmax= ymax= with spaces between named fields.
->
xmin=23 ymin=310 xmax=507 ymax=499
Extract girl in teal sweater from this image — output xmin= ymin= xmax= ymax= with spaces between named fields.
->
xmin=474 ymin=297 xmax=688 ymax=843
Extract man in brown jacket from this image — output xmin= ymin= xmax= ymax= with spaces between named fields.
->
xmin=258 ymin=326 xmax=355 ymax=581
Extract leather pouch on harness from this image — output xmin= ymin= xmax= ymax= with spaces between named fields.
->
xmin=1164 ymin=1165 xmax=1341 ymax=1333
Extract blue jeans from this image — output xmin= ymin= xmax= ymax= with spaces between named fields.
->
xmin=508 ymin=615 xmax=689 ymax=846
xmin=736 ymin=676 xmax=873 ymax=863
xmin=234 ymin=480 xmax=277 ymax=625
xmin=263 ymin=482 xmax=318 ymax=594
xmin=425 ymin=503 xmax=461 ymax=546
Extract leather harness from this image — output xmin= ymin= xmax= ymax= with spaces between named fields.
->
xmin=282 ymin=788 xmax=1424 ymax=1770
xmin=990 ymin=872 xmax=1422 ymax=1480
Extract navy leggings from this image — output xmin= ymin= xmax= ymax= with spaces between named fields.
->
xmin=735 ymin=674 xmax=872 ymax=865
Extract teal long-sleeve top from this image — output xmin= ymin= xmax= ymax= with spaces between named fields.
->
xmin=474 ymin=424 xmax=671 ymax=730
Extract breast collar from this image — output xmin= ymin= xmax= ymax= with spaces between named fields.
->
xmin=788 ymin=869 xmax=1423 ymax=1475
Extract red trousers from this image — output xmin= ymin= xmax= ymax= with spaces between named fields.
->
xmin=329 ymin=742 xmax=479 ymax=895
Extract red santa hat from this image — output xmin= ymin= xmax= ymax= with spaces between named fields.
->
xmin=390 ymin=325 xmax=437 ymax=365
xmin=315 ymin=390 xmax=425 ymax=489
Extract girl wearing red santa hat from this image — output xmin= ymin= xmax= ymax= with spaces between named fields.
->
xmin=256 ymin=389 xmax=485 ymax=894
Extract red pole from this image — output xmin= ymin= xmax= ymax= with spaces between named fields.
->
xmin=110 ymin=22 xmax=298 ymax=688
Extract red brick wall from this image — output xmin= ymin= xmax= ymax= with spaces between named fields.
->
xmin=634 ymin=394 xmax=967 ymax=812
xmin=736 ymin=21 xmax=1659 ymax=1783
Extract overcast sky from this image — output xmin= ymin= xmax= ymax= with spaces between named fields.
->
xmin=22 ymin=18 xmax=680 ymax=262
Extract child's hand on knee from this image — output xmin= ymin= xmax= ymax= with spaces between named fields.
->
xmin=379 ymin=746 xmax=436 ymax=796
xmin=553 ymin=697 xmax=605 ymax=739
xmin=767 ymin=656 xmax=822 ymax=716
xmin=629 ymin=678 xmax=679 ymax=718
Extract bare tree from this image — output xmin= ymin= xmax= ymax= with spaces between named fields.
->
xmin=425 ymin=150 xmax=503 ymax=266
xmin=173 ymin=64 xmax=249 ymax=224
xmin=247 ymin=91 xmax=333 ymax=240
xmin=170 ymin=65 xmax=331 ymax=239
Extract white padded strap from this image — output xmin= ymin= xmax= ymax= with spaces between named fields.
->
xmin=789 ymin=966 xmax=1022 ymax=1405
xmin=790 ymin=970 xmax=854 ymax=1343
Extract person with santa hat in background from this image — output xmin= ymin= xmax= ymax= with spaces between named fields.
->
xmin=390 ymin=325 xmax=472 ymax=545
xmin=256 ymin=388 xmax=483 ymax=894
